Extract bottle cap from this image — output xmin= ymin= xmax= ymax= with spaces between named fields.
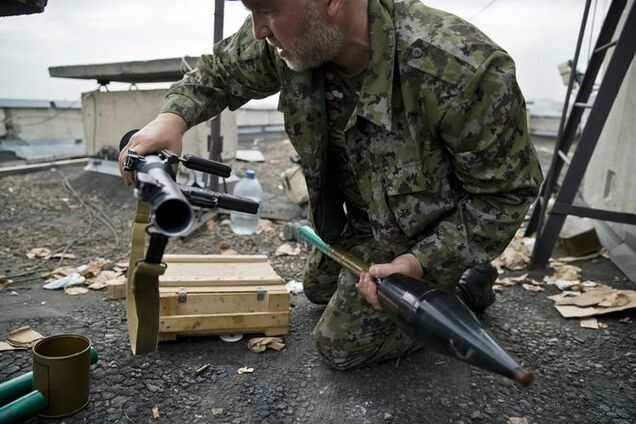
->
xmin=246 ymin=169 xmax=256 ymax=179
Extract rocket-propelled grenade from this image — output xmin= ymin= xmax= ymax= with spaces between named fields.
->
xmin=299 ymin=226 xmax=534 ymax=386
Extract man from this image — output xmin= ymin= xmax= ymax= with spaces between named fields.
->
xmin=119 ymin=0 xmax=543 ymax=370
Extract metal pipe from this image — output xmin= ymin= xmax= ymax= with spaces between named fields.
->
xmin=0 ymin=373 xmax=31 ymax=407
xmin=0 ymin=390 xmax=47 ymax=424
xmin=208 ymin=0 xmax=226 ymax=191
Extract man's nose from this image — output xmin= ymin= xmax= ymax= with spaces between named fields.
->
xmin=252 ymin=15 xmax=272 ymax=40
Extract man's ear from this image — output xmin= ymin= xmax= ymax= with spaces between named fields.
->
xmin=325 ymin=0 xmax=345 ymax=19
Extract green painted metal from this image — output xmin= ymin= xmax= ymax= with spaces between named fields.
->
xmin=299 ymin=226 xmax=330 ymax=252
xmin=0 ymin=373 xmax=31 ymax=407
xmin=0 ymin=390 xmax=46 ymax=424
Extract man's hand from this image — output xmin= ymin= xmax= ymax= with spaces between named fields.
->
xmin=356 ymin=253 xmax=424 ymax=311
xmin=118 ymin=113 xmax=188 ymax=186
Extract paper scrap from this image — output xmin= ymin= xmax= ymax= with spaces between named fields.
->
xmin=580 ymin=318 xmax=599 ymax=329
xmin=275 ymin=243 xmax=301 ymax=257
xmin=555 ymin=286 xmax=614 ymax=307
xmin=497 ymin=236 xmax=532 ymax=270
xmin=556 ymin=279 xmax=585 ymax=291
xmin=598 ymin=292 xmax=630 ymax=308
xmin=64 ymin=286 xmax=89 ymax=295
xmin=248 ymin=337 xmax=285 ymax=353
xmin=258 ymin=219 xmax=275 ymax=233
xmin=237 ymin=367 xmax=255 ymax=374
xmin=152 ymin=406 xmax=160 ymax=419
xmin=508 ymin=418 xmax=528 ymax=424
xmin=220 ymin=247 xmax=239 ymax=255
xmin=285 ymin=280 xmax=304 ymax=294
xmin=496 ymin=273 xmax=529 ymax=287
xmin=212 ymin=408 xmax=224 ymax=416
xmin=81 ymin=258 xmax=110 ymax=278
xmin=26 ymin=247 xmax=51 ymax=259
xmin=88 ymin=270 xmax=123 ymax=290
xmin=6 ymin=326 xmax=44 ymax=349
xmin=235 ymin=149 xmax=265 ymax=162
xmin=545 ymin=261 xmax=581 ymax=284
xmin=0 ymin=341 xmax=21 ymax=351
xmin=549 ymin=286 xmax=636 ymax=318
xmin=522 ymin=283 xmax=544 ymax=292
xmin=51 ymin=253 xmax=76 ymax=260
xmin=49 ymin=265 xmax=77 ymax=278
xmin=0 ymin=278 xmax=13 ymax=291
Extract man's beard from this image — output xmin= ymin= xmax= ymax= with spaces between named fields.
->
xmin=270 ymin=3 xmax=343 ymax=71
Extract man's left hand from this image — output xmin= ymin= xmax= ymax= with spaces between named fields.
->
xmin=356 ymin=253 xmax=424 ymax=311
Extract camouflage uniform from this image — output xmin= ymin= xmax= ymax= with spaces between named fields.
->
xmin=161 ymin=0 xmax=543 ymax=369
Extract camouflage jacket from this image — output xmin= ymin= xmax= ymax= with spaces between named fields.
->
xmin=162 ymin=0 xmax=543 ymax=291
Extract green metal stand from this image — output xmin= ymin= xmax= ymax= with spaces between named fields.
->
xmin=0 ymin=390 xmax=47 ymax=424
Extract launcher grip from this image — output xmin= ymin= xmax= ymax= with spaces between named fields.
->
xmin=182 ymin=154 xmax=231 ymax=177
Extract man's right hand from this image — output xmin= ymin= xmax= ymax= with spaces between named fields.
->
xmin=118 ymin=113 xmax=188 ymax=186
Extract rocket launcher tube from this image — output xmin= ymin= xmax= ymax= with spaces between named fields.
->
xmin=298 ymin=226 xmax=534 ymax=386
xmin=298 ymin=226 xmax=369 ymax=275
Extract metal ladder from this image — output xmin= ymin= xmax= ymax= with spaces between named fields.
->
xmin=525 ymin=0 xmax=636 ymax=267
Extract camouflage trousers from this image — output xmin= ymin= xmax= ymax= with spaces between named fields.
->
xmin=303 ymin=237 xmax=419 ymax=370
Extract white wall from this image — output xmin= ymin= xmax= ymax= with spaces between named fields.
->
xmin=581 ymin=0 xmax=636 ymax=277
xmin=235 ymin=108 xmax=283 ymax=128
xmin=0 ymin=106 xmax=83 ymax=141
xmin=81 ymin=89 xmax=237 ymax=160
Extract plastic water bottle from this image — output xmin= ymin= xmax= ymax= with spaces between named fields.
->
xmin=230 ymin=169 xmax=263 ymax=235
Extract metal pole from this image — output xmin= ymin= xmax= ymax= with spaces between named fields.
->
xmin=531 ymin=2 xmax=636 ymax=267
xmin=525 ymin=0 xmax=593 ymax=237
xmin=208 ymin=0 xmax=225 ymax=191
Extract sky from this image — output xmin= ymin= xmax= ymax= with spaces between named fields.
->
xmin=0 ymin=0 xmax=610 ymax=110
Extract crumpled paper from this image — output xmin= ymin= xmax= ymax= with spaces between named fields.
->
xmin=247 ymin=337 xmax=285 ymax=353
xmin=274 ymin=243 xmax=301 ymax=257
xmin=549 ymin=286 xmax=636 ymax=318
xmin=495 ymin=235 xmax=533 ymax=270
xmin=0 ymin=326 xmax=45 ymax=351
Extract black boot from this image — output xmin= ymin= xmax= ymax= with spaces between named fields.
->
xmin=454 ymin=264 xmax=498 ymax=313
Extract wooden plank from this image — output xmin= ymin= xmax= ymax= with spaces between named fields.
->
xmin=158 ymin=333 xmax=177 ymax=342
xmin=264 ymin=327 xmax=289 ymax=337
xmin=159 ymin=293 xmax=178 ymax=316
xmin=107 ymin=280 xmax=127 ymax=300
xmin=158 ymin=328 xmax=289 ymax=339
xmin=159 ymin=312 xmax=289 ymax=334
xmin=161 ymin=261 xmax=281 ymax=281
xmin=159 ymin=277 xmax=283 ymax=287
xmin=159 ymin=286 xmax=288 ymax=294
xmin=160 ymin=292 xmax=289 ymax=315
xmin=163 ymin=254 xmax=268 ymax=263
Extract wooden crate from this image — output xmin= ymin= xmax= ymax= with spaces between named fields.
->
xmin=157 ymin=254 xmax=289 ymax=341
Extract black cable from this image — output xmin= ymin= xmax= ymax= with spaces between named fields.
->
xmin=62 ymin=176 xmax=120 ymax=256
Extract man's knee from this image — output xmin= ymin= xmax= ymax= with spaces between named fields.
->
xmin=313 ymin=331 xmax=368 ymax=370
xmin=312 ymin=315 xmax=419 ymax=370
